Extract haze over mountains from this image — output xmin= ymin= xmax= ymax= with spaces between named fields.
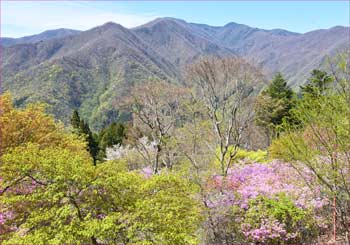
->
xmin=1 ymin=17 xmax=349 ymax=129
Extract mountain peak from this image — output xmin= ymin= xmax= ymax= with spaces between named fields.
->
xmin=135 ymin=17 xmax=187 ymax=30
xmin=152 ymin=17 xmax=186 ymax=24
xmin=89 ymin=21 xmax=130 ymax=36
xmin=99 ymin=21 xmax=124 ymax=29
xmin=224 ymin=22 xmax=240 ymax=27
xmin=223 ymin=22 xmax=249 ymax=28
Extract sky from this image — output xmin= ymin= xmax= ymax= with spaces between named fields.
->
xmin=2 ymin=1 xmax=349 ymax=38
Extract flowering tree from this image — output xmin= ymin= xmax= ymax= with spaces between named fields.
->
xmin=203 ymin=161 xmax=328 ymax=244
xmin=105 ymin=136 xmax=157 ymax=170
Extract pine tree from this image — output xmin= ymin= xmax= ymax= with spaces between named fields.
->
xmin=98 ymin=122 xmax=126 ymax=159
xmin=85 ymin=122 xmax=99 ymax=165
xmin=265 ymin=72 xmax=294 ymax=100
xmin=255 ymin=73 xmax=295 ymax=142
xmin=70 ymin=110 xmax=81 ymax=129
xmin=70 ymin=111 xmax=99 ymax=164
xmin=300 ymin=69 xmax=334 ymax=98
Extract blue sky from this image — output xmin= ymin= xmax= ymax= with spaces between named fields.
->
xmin=2 ymin=1 xmax=349 ymax=38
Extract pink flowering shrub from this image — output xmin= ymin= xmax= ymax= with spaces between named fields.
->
xmin=242 ymin=193 xmax=318 ymax=243
xmin=205 ymin=160 xmax=329 ymax=243
xmin=140 ymin=166 xmax=153 ymax=178
xmin=242 ymin=219 xmax=294 ymax=242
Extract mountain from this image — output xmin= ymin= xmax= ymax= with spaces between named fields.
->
xmin=1 ymin=28 xmax=81 ymax=47
xmin=2 ymin=22 xmax=184 ymax=129
xmin=217 ymin=24 xmax=348 ymax=86
xmin=132 ymin=18 xmax=348 ymax=86
xmin=132 ymin=18 xmax=234 ymax=72
xmin=1 ymin=18 xmax=349 ymax=129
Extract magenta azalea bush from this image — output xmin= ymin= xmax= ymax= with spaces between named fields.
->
xmin=204 ymin=160 xmax=329 ymax=243
xmin=241 ymin=218 xmax=297 ymax=242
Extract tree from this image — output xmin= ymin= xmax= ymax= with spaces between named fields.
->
xmin=265 ymin=73 xmax=294 ymax=100
xmin=300 ymin=69 xmax=334 ymax=98
xmin=98 ymin=122 xmax=125 ymax=159
xmin=70 ymin=110 xmax=81 ymax=129
xmin=0 ymin=96 xmax=95 ymax=243
xmin=173 ymin=95 xmax=215 ymax=172
xmin=125 ymin=80 xmax=188 ymax=173
xmin=0 ymin=144 xmax=97 ymax=244
xmin=0 ymin=144 xmax=202 ymax=244
xmin=254 ymin=73 xmax=295 ymax=143
xmin=127 ymin=174 xmax=202 ymax=244
xmin=0 ymin=93 xmax=88 ymax=157
xmin=270 ymin=52 xmax=350 ymax=241
xmin=70 ymin=111 xmax=99 ymax=164
xmin=186 ymin=56 xmax=264 ymax=176
xmin=0 ymin=98 xmax=203 ymax=243
xmin=83 ymin=121 xmax=99 ymax=165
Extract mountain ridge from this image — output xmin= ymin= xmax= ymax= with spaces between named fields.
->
xmin=1 ymin=17 xmax=349 ymax=129
xmin=3 ymin=19 xmax=348 ymax=45
xmin=1 ymin=28 xmax=81 ymax=47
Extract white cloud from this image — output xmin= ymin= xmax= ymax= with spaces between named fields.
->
xmin=2 ymin=1 xmax=159 ymax=37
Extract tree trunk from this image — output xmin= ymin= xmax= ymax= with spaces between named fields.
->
xmin=153 ymin=144 xmax=161 ymax=174
xmin=91 ymin=236 xmax=98 ymax=245
xmin=333 ymin=196 xmax=337 ymax=241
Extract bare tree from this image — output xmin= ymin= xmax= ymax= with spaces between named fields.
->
xmin=186 ymin=56 xmax=264 ymax=176
xmin=126 ymin=79 xmax=188 ymax=173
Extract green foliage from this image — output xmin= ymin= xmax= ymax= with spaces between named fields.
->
xmin=300 ymin=69 xmax=334 ymax=98
xmin=244 ymin=194 xmax=318 ymax=243
xmin=265 ymin=73 xmax=294 ymax=100
xmin=70 ymin=110 xmax=99 ymax=164
xmin=255 ymin=73 xmax=296 ymax=140
xmin=235 ymin=149 xmax=268 ymax=163
xmin=0 ymin=144 xmax=95 ymax=244
xmin=0 ymin=101 xmax=202 ymax=244
xmin=1 ymin=149 xmax=202 ymax=244
xmin=270 ymin=90 xmax=350 ymax=192
xmin=70 ymin=109 xmax=127 ymax=162
xmin=269 ymin=52 xmax=350 ymax=236
xmin=214 ymin=147 xmax=268 ymax=168
xmin=3 ymin=52 xmax=349 ymax=244
xmin=98 ymin=122 xmax=126 ymax=159
xmin=70 ymin=110 xmax=81 ymax=129
xmin=127 ymin=174 xmax=202 ymax=244
xmin=0 ymin=93 xmax=89 ymax=157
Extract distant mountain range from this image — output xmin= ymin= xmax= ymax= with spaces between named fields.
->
xmin=1 ymin=29 xmax=81 ymax=47
xmin=1 ymin=17 xmax=349 ymax=129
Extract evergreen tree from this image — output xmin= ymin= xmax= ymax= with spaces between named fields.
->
xmin=255 ymin=73 xmax=295 ymax=142
xmin=82 ymin=120 xmax=99 ymax=165
xmin=265 ymin=72 xmax=294 ymax=100
xmin=300 ymin=69 xmax=334 ymax=98
xmin=70 ymin=111 xmax=99 ymax=164
xmin=98 ymin=122 xmax=126 ymax=159
xmin=70 ymin=110 xmax=81 ymax=129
